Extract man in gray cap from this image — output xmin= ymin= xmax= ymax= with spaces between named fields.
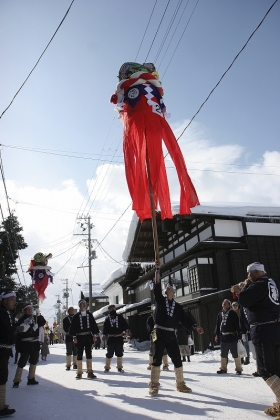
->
xmin=233 ymin=262 xmax=280 ymax=418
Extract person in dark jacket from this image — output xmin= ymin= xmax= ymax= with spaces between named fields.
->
xmin=146 ymin=310 xmax=169 ymax=370
xmin=69 ymin=299 xmax=99 ymax=379
xmin=63 ymin=307 xmax=77 ymax=370
xmin=0 ymin=291 xmax=20 ymax=417
xmin=49 ymin=330 xmax=54 ymax=345
xmin=102 ymin=304 xmax=130 ymax=373
xmin=214 ymin=299 xmax=241 ymax=375
xmin=149 ymin=261 xmax=204 ymax=396
xmin=13 ymin=304 xmax=46 ymax=388
xmin=176 ymin=323 xmax=191 ymax=362
xmin=233 ymin=262 xmax=280 ymax=418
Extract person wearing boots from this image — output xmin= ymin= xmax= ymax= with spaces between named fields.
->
xmin=239 ymin=303 xmax=260 ymax=376
xmin=231 ymin=301 xmax=250 ymax=365
xmin=146 ymin=309 xmax=169 ymax=370
xmin=102 ymin=304 xmax=130 ymax=373
xmin=0 ymin=291 xmax=21 ymax=417
xmin=214 ymin=299 xmax=241 ymax=375
xmin=63 ymin=307 xmax=78 ymax=370
xmin=149 ymin=261 xmax=204 ymax=396
xmin=233 ymin=262 xmax=280 ymax=418
xmin=69 ymin=299 xmax=99 ymax=379
xmin=176 ymin=323 xmax=191 ymax=362
xmin=13 ymin=304 xmax=46 ymax=388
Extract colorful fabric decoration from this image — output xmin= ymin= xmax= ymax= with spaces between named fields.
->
xmin=28 ymin=252 xmax=54 ymax=303
xmin=111 ymin=62 xmax=199 ymax=221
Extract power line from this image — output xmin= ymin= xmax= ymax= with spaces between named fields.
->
xmin=3 ymin=143 xmax=280 ymax=170
xmin=0 ymin=0 xmax=75 ymax=120
xmin=176 ymin=0 xmax=279 ymax=142
xmin=157 ymin=0 xmax=191 ymax=69
xmin=161 ymin=0 xmax=200 ymax=79
xmin=154 ymin=0 xmax=183 ymax=64
xmin=135 ymin=0 xmax=158 ymax=62
xmin=0 ymin=143 xmax=123 ymax=163
xmin=144 ymin=0 xmax=171 ymax=62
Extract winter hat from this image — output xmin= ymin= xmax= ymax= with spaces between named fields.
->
xmin=0 ymin=291 xmax=16 ymax=301
xmin=247 ymin=262 xmax=265 ymax=272
xmin=223 ymin=299 xmax=231 ymax=305
xmin=23 ymin=303 xmax=33 ymax=311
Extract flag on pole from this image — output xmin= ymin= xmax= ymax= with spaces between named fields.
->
xmin=110 ymin=62 xmax=199 ymax=221
xmin=28 ymin=252 xmax=54 ymax=304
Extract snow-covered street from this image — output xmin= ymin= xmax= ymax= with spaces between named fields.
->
xmin=7 ymin=343 xmax=272 ymax=420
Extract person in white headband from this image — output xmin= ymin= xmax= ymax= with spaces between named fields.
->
xmin=238 ymin=262 xmax=280 ymax=417
xmin=247 ymin=262 xmax=266 ymax=273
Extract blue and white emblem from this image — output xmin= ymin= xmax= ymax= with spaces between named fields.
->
xmin=268 ymin=279 xmax=279 ymax=305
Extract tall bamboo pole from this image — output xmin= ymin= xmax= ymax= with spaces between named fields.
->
xmin=146 ymin=145 xmax=160 ymax=264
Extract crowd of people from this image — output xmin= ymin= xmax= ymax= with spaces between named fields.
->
xmin=0 ymin=261 xmax=279 ymax=419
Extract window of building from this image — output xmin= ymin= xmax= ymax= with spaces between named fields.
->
xmin=164 ymin=250 xmax=174 ymax=263
xmin=174 ymin=243 xmax=185 ymax=258
xmin=189 ymin=267 xmax=199 ymax=293
xmin=115 ymin=296 xmax=119 ymax=304
xmin=182 ymin=267 xmax=190 ymax=295
xmin=199 ymin=226 xmax=212 ymax=241
xmin=186 ymin=235 xmax=198 ymax=250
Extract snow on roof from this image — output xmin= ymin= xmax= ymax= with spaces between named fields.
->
xmin=100 ymin=265 xmax=127 ymax=291
xmin=92 ymin=303 xmax=125 ymax=319
xmin=122 ymin=212 xmax=139 ymax=261
xmin=190 ymin=203 xmax=280 ymax=218
xmin=117 ymin=298 xmax=151 ymax=314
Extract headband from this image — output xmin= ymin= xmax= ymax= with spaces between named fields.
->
xmin=247 ymin=263 xmax=265 ymax=272
xmin=0 ymin=291 xmax=16 ymax=299
xmin=23 ymin=304 xmax=32 ymax=311
xmin=78 ymin=299 xmax=87 ymax=306
xmin=223 ymin=299 xmax=231 ymax=305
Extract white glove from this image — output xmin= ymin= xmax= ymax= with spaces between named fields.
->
xmin=33 ymin=323 xmax=38 ymax=331
xmin=242 ymin=334 xmax=246 ymax=341
xmin=36 ymin=309 xmax=40 ymax=315
xmin=20 ymin=323 xmax=30 ymax=333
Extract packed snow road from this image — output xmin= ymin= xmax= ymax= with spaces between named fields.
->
xmin=7 ymin=343 xmax=271 ymax=420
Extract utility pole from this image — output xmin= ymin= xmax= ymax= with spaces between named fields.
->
xmin=75 ymin=216 xmax=96 ymax=312
xmin=62 ymin=279 xmax=71 ymax=311
xmin=54 ymin=294 xmax=61 ymax=330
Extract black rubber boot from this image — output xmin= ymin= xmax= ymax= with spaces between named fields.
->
xmin=27 ymin=378 xmax=39 ymax=385
xmin=0 ymin=407 xmax=16 ymax=417
xmin=243 ymin=357 xmax=250 ymax=365
xmin=187 ymin=356 xmax=190 ymax=362
xmin=12 ymin=382 xmax=19 ymax=388
xmin=182 ymin=356 xmax=186 ymax=362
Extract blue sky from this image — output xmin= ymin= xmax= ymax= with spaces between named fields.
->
xmin=0 ymin=0 xmax=279 ymax=321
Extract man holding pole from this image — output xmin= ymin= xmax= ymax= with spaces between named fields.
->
xmin=13 ymin=303 xmax=46 ymax=388
xmin=149 ymin=261 xmax=204 ymax=396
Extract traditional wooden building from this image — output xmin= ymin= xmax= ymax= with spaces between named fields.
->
xmin=100 ymin=205 xmax=280 ymax=352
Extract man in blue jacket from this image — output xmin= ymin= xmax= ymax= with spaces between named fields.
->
xmin=233 ymin=262 xmax=280 ymax=417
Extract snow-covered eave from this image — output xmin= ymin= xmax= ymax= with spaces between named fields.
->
xmin=100 ymin=265 xmax=127 ymax=291
xmin=92 ymin=303 xmax=125 ymax=319
xmin=116 ymin=298 xmax=151 ymax=314
xmin=190 ymin=203 xmax=280 ymax=219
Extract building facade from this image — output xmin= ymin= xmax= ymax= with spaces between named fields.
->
xmin=99 ymin=205 xmax=280 ymax=352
